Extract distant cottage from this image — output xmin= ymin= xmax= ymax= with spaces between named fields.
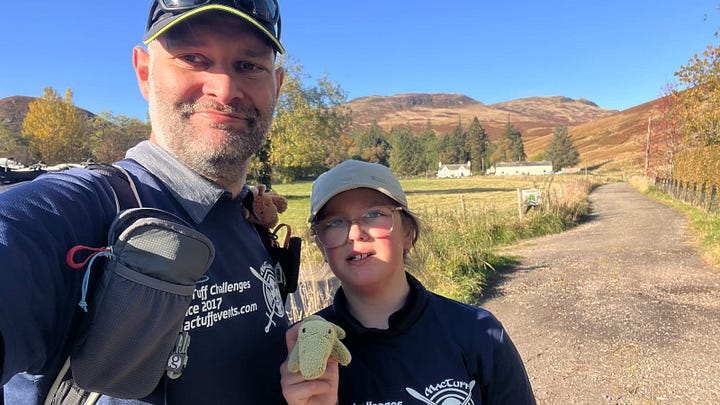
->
xmin=437 ymin=161 xmax=471 ymax=178
xmin=489 ymin=161 xmax=553 ymax=176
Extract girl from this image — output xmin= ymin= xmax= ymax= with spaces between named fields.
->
xmin=282 ymin=160 xmax=535 ymax=405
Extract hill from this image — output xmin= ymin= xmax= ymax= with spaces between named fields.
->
xmin=346 ymin=93 xmax=618 ymax=140
xmin=1 ymin=93 xmax=656 ymax=175
xmin=522 ymin=99 xmax=659 ymax=175
xmin=0 ymin=96 xmax=95 ymax=136
xmin=347 ymin=93 xmax=656 ymax=175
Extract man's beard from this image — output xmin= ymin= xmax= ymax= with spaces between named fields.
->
xmin=151 ymin=97 xmax=274 ymax=186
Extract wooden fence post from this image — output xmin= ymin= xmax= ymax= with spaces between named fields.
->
xmin=517 ymin=188 xmax=523 ymax=218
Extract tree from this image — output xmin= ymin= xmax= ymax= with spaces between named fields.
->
xmin=674 ymin=43 xmax=720 ymax=146
xmin=0 ymin=123 xmax=17 ymax=158
xmin=268 ymin=58 xmax=352 ymax=182
xmin=388 ymin=126 xmax=425 ymax=176
xmin=88 ymin=112 xmax=149 ymax=163
xmin=648 ymin=84 xmax=686 ymax=178
xmin=438 ymin=120 xmax=468 ymax=164
xmin=418 ymin=120 xmax=438 ymax=175
xmin=545 ymin=126 xmax=579 ymax=172
xmin=494 ymin=122 xmax=526 ymax=162
xmin=22 ymin=87 xmax=89 ymax=163
xmin=466 ymin=116 xmax=489 ymax=174
xmin=351 ymin=121 xmax=390 ymax=165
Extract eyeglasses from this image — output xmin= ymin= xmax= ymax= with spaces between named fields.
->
xmin=312 ymin=206 xmax=404 ymax=249
xmin=153 ymin=0 xmax=282 ymax=42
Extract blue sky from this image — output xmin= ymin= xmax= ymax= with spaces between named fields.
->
xmin=1 ymin=1 xmax=718 ymax=121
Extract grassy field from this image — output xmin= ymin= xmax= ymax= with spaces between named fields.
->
xmin=273 ymin=174 xmax=597 ymax=321
xmin=277 ymin=174 xmax=720 ymax=322
xmin=273 ymin=175 xmax=568 ymax=239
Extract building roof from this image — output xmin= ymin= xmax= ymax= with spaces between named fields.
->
xmin=495 ymin=161 xmax=552 ymax=167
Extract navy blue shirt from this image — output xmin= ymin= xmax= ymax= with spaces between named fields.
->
xmin=1 ymin=141 xmax=289 ymax=404
xmin=317 ymin=273 xmax=536 ymax=405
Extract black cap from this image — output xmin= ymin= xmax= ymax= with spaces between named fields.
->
xmin=143 ymin=1 xmax=284 ymax=53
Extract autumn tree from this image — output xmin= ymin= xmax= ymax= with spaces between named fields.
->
xmin=466 ymin=116 xmax=489 ymax=173
xmin=674 ymin=43 xmax=720 ymax=146
xmin=268 ymin=58 xmax=352 ymax=182
xmin=647 ymin=84 xmax=686 ymax=177
xmin=87 ymin=112 xmax=149 ymax=163
xmin=22 ymin=87 xmax=89 ymax=163
xmin=545 ymin=125 xmax=579 ymax=172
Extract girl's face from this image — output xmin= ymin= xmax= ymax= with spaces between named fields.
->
xmin=315 ymin=188 xmax=414 ymax=295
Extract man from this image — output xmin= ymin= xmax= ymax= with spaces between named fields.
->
xmin=0 ymin=1 xmax=294 ymax=403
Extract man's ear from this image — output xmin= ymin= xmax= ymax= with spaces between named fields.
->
xmin=274 ymin=66 xmax=285 ymax=99
xmin=133 ymin=45 xmax=150 ymax=100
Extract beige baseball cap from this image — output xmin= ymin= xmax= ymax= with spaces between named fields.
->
xmin=309 ymin=160 xmax=409 ymax=222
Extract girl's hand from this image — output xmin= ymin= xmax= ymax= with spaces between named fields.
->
xmin=280 ymin=322 xmax=339 ymax=405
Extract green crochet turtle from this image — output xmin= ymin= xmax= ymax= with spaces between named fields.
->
xmin=287 ymin=315 xmax=352 ymax=379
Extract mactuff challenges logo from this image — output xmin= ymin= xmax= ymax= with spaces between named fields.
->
xmin=405 ymin=378 xmax=476 ymax=405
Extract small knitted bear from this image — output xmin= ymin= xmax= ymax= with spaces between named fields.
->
xmin=247 ymin=184 xmax=288 ymax=229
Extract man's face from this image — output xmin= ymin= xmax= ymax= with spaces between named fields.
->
xmin=134 ymin=13 xmax=284 ymax=187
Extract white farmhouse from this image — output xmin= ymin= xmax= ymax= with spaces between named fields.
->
xmin=437 ymin=161 xmax=471 ymax=178
xmin=490 ymin=161 xmax=553 ymax=176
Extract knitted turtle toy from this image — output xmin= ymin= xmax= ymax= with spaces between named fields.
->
xmin=288 ymin=315 xmax=352 ymax=380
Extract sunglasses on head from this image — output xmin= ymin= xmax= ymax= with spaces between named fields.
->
xmin=153 ymin=0 xmax=281 ymax=40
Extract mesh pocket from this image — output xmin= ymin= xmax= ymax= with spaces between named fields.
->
xmin=70 ymin=208 xmax=214 ymax=398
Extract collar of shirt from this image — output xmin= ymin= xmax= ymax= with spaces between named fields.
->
xmin=332 ymin=272 xmax=430 ymax=337
xmin=125 ymin=140 xmax=249 ymax=224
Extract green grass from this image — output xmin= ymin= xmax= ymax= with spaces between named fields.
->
xmin=272 ymin=175 xmax=565 ymax=236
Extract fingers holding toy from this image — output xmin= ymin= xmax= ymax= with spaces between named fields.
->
xmin=282 ymin=321 xmax=341 ymax=405
xmin=280 ymin=356 xmax=339 ymax=405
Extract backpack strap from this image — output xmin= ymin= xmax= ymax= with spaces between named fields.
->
xmin=45 ymin=164 xmax=142 ymax=405
xmin=86 ymin=164 xmax=142 ymax=211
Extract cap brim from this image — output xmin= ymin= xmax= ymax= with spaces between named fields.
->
xmin=143 ymin=4 xmax=284 ymax=54
xmin=308 ymin=184 xmax=406 ymax=223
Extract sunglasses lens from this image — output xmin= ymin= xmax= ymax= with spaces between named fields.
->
xmin=160 ymin=0 xmax=209 ymax=9
xmin=159 ymin=0 xmax=277 ymax=23
xmin=151 ymin=0 xmax=281 ymax=47
xmin=237 ymin=0 xmax=277 ymax=23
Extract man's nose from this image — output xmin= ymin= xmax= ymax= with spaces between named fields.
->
xmin=202 ymin=69 xmax=242 ymax=105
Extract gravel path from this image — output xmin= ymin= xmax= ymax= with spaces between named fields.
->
xmin=481 ymin=182 xmax=720 ymax=404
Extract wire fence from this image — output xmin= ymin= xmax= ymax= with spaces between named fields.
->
xmin=655 ymin=178 xmax=719 ymax=214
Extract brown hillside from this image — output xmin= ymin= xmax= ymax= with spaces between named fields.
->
xmin=346 ymin=93 xmax=617 ymax=141
xmin=347 ymin=92 xmax=657 ymax=175
xmin=0 ymin=96 xmax=37 ymax=135
xmin=0 ymin=96 xmax=94 ymax=135
xmin=523 ymin=99 xmax=659 ymax=175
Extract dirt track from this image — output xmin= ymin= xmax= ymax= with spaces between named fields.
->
xmin=481 ymin=182 xmax=720 ymax=404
